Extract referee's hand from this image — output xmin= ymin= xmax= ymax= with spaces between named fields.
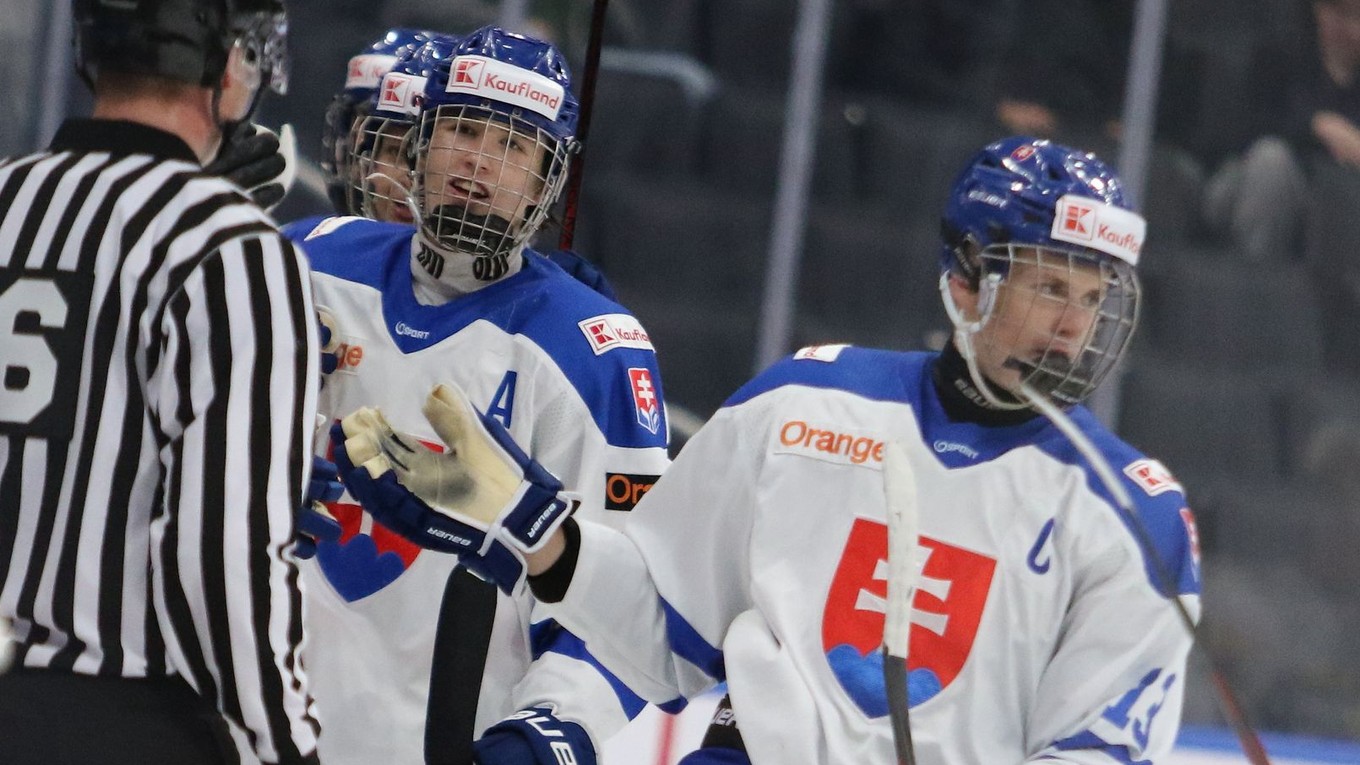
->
xmin=205 ymin=123 xmax=297 ymax=211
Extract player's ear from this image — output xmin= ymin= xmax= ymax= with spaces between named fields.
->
xmin=946 ymin=271 xmax=981 ymax=318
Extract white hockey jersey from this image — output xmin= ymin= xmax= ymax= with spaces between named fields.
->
xmin=282 ymin=216 xmax=670 ymax=765
xmin=546 ymin=345 xmax=1202 ymax=764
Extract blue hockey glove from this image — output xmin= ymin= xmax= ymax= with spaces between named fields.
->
xmin=295 ymin=455 xmax=343 ymax=560
xmin=330 ymin=382 xmax=580 ymax=595
xmin=545 ymin=249 xmax=618 ymax=302
xmin=473 ymin=707 xmax=597 ymax=765
xmin=316 ymin=306 xmax=340 ymax=382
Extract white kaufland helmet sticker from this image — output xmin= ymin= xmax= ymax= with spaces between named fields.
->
xmin=345 ymin=54 xmax=400 ymax=89
xmin=446 ymin=55 xmax=565 ymax=121
xmin=377 ymin=72 xmax=428 ymax=116
xmin=1049 ymin=195 xmax=1146 ymax=266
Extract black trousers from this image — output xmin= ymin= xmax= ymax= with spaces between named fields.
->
xmin=0 ymin=667 xmax=233 ymax=764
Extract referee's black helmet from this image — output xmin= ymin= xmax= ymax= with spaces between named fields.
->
xmin=73 ymin=0 xmax=289 ymax=95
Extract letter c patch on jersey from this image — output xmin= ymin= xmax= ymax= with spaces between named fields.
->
xmin=822 ymin=517 xmax=996 ymax=716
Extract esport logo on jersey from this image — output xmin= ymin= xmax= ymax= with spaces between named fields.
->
xmin=628 ymin=367 xmax=662 ymax=434
xmin=822 ymin=517 xmax=996 ymax=716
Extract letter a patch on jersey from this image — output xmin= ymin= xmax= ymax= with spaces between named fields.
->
xmin=822 ymin=518 xmax=995 ymax=717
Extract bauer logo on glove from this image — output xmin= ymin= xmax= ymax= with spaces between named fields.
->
xmin=330 ymin=382 xmax=580 ymax=595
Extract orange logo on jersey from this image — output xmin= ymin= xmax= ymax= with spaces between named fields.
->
xmin=333 ymin=342 xmax=364 ymax=372
xmin=777 ymin=420 xmax=884 ymax=466
xmin=604 ymin=472 xmax=660 ymax=511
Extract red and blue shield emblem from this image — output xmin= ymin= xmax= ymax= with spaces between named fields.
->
xmin=823 ymin=517 xmax=996 ymax=716
xmin=315 ymin=429 xmax=432 ymax=601
xmin=628 ymin=367 xmax=662 ymax=434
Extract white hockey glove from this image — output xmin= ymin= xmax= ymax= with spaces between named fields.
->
xmin=330 ymin=383 xmax=580 ymax=595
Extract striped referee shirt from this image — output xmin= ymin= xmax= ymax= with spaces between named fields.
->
xmin=0 ymin=120 xmax=321 ymax=764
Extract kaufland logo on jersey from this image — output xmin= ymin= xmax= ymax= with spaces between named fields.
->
xmin=1050 ymin=194 xmax=1146 ymax=266
xmin=377 ymin=72 xmax=427 ymax=116
xmin=1123 ymin=458 xmax=1184 ymax=497
xmin=346 ymin=53 xmax=399 ymax=89
xmin=446 ymin=55 xmax=565 ymax=121
xmin=578 ymin=314 xmax=654 ymax=355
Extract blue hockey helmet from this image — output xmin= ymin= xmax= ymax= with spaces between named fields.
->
xmin=937 ymin=137 xmax=1145 ymax=409
xmin=322 ymin=28 xmax=437 ymax=214
xmin=399 ymin=27 xmax=580 ymax=275
xmin=417 ymin=25 xmax=580 ymax=145
xmin=940 ymin=136 xmax=1143 ymax=281
xmin=346 ymin=34 xmax=460 ymax=223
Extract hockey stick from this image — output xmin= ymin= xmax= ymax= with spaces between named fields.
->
xmin=1016 ymin=381 xmax=1273 ymax=765
xmin=557 ymin=0 xmax=610 ymax=251
xmin=881 ymin=443 xmax=919 ymax=765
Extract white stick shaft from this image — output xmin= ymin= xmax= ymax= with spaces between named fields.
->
xmin=882 ymin=441 xmax=920 ymax=657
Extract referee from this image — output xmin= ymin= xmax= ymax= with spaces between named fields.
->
xmin=0 ymin=1 xmax=322 ymax=763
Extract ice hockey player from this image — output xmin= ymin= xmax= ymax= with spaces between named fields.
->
xmin=281 ymin=27 xmax=670 ymax=765
xmin=319 ymin=27 xmax=437 ymax=218
xmin=332 ymin=136 xmax=1202 ymax=763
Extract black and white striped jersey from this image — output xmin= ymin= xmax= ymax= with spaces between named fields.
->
xmin=0 ymin=119 xmax=321 ymax=764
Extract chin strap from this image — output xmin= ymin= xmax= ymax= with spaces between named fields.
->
xmin=938 ymin=271 xmax=1028 ymax=411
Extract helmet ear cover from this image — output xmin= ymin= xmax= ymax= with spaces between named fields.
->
xmin=941 ymin=220 xmax=1009 ymax=290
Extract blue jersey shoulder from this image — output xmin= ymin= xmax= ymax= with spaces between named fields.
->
xmin=1037 ymin=409 xmax=1201 ymax=598
xmin=723 ymin=346 xmax=931 ymax=409
xmin=281 ymin=216 xmax=413 ymax=288
xmin=724 ymin=347 xmax=1200 ymax=599
xmin=508 ymin=253 xmax=669 ymax=450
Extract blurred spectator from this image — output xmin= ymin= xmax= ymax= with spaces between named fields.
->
xmin=992 ymin=0 xmax=1133 ymax=155
xmin=1202 ymin=0 xmax=1360 ymax=263
xmin=987 ymin=0 xmax=1210 ymax=243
